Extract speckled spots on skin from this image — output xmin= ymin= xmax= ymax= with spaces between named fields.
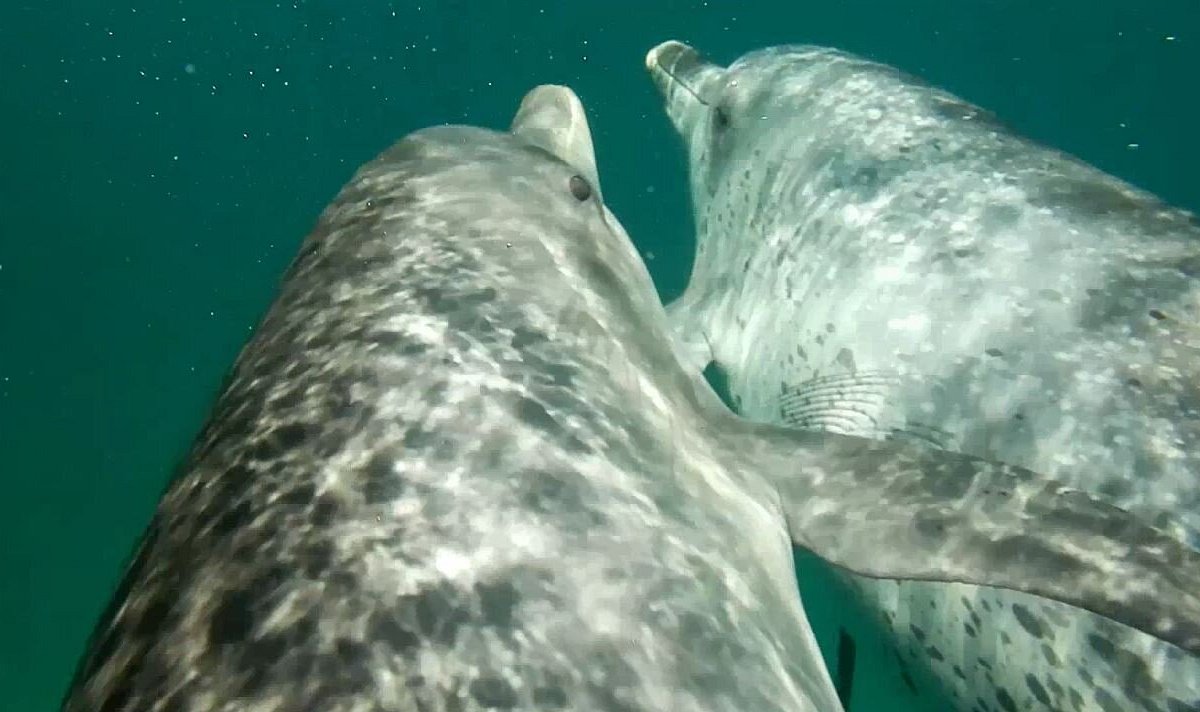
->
xmin=1011 ymin=604 xmax=1053 ymax=641
xmin=470 ymin=676 xmax=519 ymax=709
xmin=532 ymin=683 xmax=569 ymax=708
xmin=1044 ymin=675 xmax=1064 ymax=700
xmin=1093 ymin=687 xmax=1124 ymax=712
xmin=1025 ymin=674 xmax=1051 ymax=707
xmin=512 ymin=395 xmax=592 ymax=454
xmin=1041 ymin=643 xmax=1060 ymax=669
xmin=1167 ymin=698 xmax=1200 ymax=712
xmin=995 ymin=687 xmax=1018 ymax=712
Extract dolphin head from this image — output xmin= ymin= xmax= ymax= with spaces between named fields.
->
xmin=644 ymin=41 xmax=728 ymax=151
xmin=283 ymin=85 xmax=678 ymax=390
xmin=305 ymin=85 xmax=649 ymax=291
xmin=645 ymin=41 xmax=853 ymax=198
xmin=643 ymin=40 xmax=866 ymax=345
xmin=510 ymin=84 xmax=604 ymax=203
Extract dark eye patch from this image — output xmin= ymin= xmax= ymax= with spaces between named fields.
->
xmin=568 ymin=175 xmax=592 ymax=202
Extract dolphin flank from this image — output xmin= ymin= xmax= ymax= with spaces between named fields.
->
xmin=646 ymin=38 xmax=1200 ymax=712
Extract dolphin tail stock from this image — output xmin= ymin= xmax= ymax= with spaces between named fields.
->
xmin=719 ymin=421 xmax=1200 ymax=657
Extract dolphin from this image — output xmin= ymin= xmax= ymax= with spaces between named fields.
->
xmin=646 ymin=39 xmax=1200 ymax=712
xmin=62 ymin=84 xmax=1200 ymax=712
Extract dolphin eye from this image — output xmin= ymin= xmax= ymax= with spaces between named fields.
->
xmin=568 ymin=175 xmax=592 ymax=202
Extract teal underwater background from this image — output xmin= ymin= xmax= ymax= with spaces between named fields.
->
xmin=2 ymin=1 xmax=1198 ymax=709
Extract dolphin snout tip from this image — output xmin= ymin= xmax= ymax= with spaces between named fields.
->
xmin=645 ymin=40 xmax=695 ymax=75
xmin=512 ymin=84 xmax=589 ymax=142
xmin=516 ymin=85 xmax=583 ymax=119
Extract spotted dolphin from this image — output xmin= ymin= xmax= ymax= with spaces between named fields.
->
xmin=646 ymin=39 xmax=1200 ymax=712
xmin=63 ymin=84 xmax=1200 ymax=712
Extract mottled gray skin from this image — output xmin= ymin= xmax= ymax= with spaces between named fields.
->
xmin=59 ymin=86 xmax=846 ymax=712
xmin=62 ymin=86 xmax=1200 ymax=712
xmin=647 ymin=40 xmax=1200 ymax=712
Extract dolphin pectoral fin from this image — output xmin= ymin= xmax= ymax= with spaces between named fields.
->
xmin=665 ymin=296 xmax=714 ymax=373
xmin=779 ymin=372 xmax=956 ymax=450
xmin=748 ymin=426 xmax=1200 ymax=656
xmin=671 ymin=328 xmax=713 ymax=374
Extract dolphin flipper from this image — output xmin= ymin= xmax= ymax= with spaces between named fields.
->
xmin=738 ymin=425 xmax=1200 ymax=656
xmin=665 ymin=297 xmax=715 ymax=374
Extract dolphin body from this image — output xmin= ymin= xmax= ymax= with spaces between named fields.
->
xmin=63 ymin=85 xmax=1200 ymax=712
xmin=647 ymin=39 xmax=1200 ymax=712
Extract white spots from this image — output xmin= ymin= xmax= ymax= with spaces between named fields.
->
xmin=433 ymin=548 xmax=473 ymax=579
xmin=840 ymin=203 xmax=867 ymax=226
xmin=886 ymin=312 xmax=931 ymax=335
xmin=183 ymin=63 xmax=196 ymax=74
xmin=1049 ymin=448 xmax=1079 ymax=469
xmin=1148 ymin=429 xmax=1188 ymax=461
xmin=402 ymin=314 xmax=447 ymax=344
xmin=391 ymin=497 xmax=421 ymax=519
xmin=873 ymin=262 xmax=908 ymax=283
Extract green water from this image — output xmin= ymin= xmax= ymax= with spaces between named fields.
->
xmin=2 ymin=1 xmax=1197 ymax=709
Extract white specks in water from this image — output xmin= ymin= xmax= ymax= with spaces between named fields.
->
xmin=183 ymin=63 xmax=196 ymax=74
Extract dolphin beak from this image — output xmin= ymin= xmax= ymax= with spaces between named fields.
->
xmin=511 ymin=84 xmax=603 ymax=201
xmin=645 ymin=40 xmax=721 ymax=140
